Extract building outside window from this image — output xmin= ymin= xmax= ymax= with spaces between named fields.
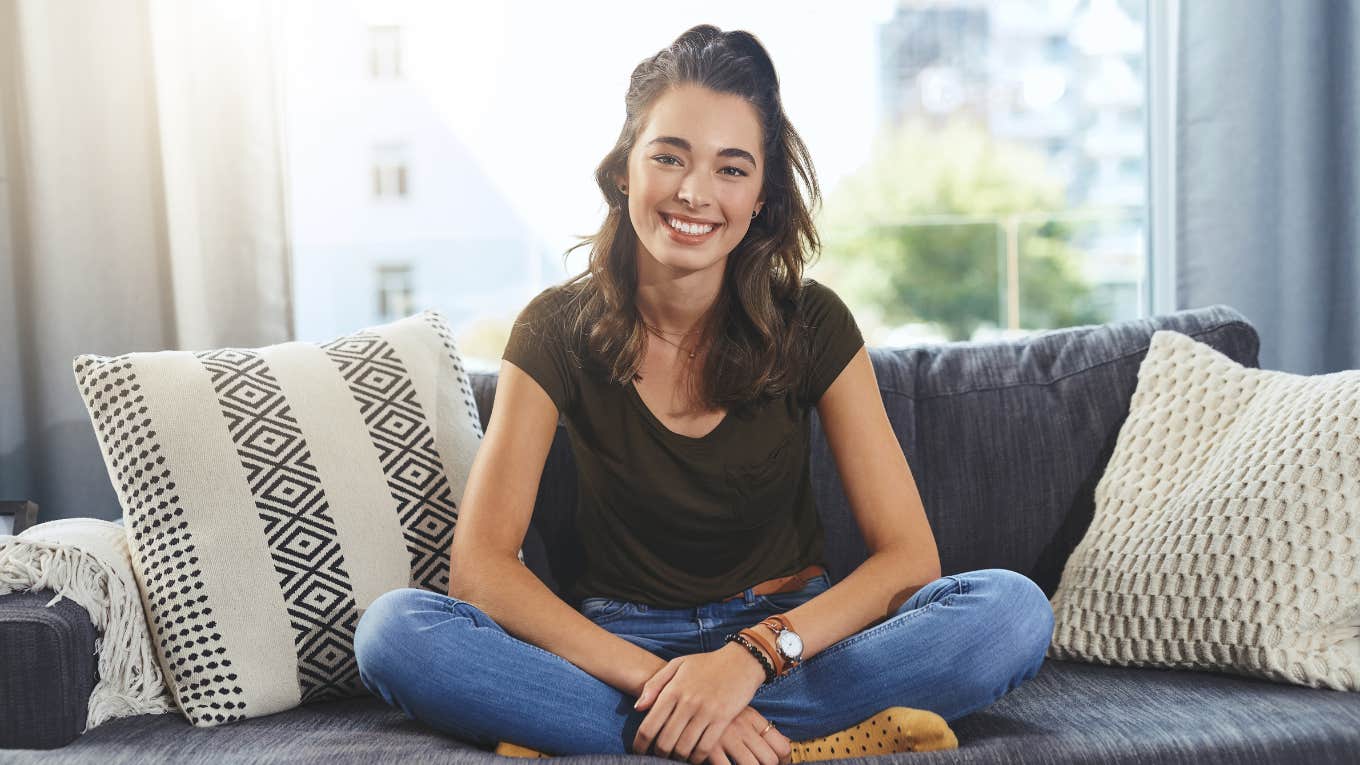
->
xmin=281 ymin=0 xmax=1150 ymax=366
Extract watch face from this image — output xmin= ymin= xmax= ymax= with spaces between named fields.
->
xmin=776 ymin=630 xmax=803 ymax=659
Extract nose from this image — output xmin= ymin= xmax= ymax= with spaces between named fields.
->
xmin=676 ymin=167 xmax=714 ymax=210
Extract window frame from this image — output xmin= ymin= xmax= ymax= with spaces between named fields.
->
xmin=1146 ymin=0 xmax=1178 ymax=316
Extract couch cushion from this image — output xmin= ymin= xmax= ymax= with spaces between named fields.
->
xmin=471 ymin=304 xmax=1260 ymax=601
xmin=8 ymin=659 xmax=1357 ymax=764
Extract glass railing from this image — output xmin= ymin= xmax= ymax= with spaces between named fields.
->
xmin=817 ymin=205 xmax=1146 ymax=344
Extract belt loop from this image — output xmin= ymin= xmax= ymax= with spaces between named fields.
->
xmin=743 ymin=586 xmax=757 ymax=606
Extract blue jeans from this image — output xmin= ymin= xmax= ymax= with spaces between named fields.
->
xmin=353 ymin=568 xmax=1053 ymax=756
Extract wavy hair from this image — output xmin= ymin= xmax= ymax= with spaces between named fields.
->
xmin=556 ymin=24 xmax=823 ymax=417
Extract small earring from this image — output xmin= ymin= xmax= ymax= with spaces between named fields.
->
xmin=618 ymin=184 xmax=627 ymax=194
xmin=751 ymin=209 xmax=759 ymax=218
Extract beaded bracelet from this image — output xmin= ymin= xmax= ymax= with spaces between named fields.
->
xmin=740 ymin=625 xmax=785 ymax=677
xmin=724 ymin=632 xmax=776 ymax=683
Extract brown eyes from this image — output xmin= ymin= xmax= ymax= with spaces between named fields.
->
xmin=651 ymin=155 xmax=749 ymax=177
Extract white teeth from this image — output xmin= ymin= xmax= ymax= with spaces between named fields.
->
xmin=665 ymin=214 xmax=715 ymax=236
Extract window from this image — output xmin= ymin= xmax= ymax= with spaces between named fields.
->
xmin=371 ymin=143 xmax=408 ymax=199
xmin=376 ymin=263 xmax=416 ymax=322
xmin=280 ymin=0 xmax=1151 ymax=361
xmin=847 ymin=0 xmax=1148 ymax=343
xmin=369 ymin=25 xmax=402 ymax=79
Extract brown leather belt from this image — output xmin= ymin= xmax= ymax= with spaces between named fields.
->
xmin=720 ymin=563 xmax=826 ymax=603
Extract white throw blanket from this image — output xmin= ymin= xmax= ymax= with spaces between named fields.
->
xmin=0 ymin=518 xmax=178 ymax=730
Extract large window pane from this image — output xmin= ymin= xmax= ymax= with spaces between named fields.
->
xmin=280 ymin=0 xmax=1147 ymax=363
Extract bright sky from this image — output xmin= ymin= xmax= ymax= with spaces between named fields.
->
xmin=357 ymin=0 xmax=898 ymax=273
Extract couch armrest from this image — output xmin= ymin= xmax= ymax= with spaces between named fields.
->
xmin=0 ymin=589 xmax=98 ymax=749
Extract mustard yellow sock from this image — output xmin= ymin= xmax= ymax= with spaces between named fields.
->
xmin=494 ymin=740 xmax=553 ymax=758
xmin=789 ymin=706 xmax=958 ymax=762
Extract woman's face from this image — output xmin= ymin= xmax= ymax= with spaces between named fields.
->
xmin=621 ymin=83 xmax=765 ymax=278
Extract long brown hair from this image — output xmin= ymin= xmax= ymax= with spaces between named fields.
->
xmin=557 ymin=24 xmax=823 ymax=417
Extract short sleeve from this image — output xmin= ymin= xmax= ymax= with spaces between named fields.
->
xmin=501 ymin=287 xmax=580 ymax=415
xmin=799 ymin=279 xmax=865 ymax=407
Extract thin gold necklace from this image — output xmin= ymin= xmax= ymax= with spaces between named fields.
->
xmin=642 ymin=322 xmax=703 ymax=359
xmin=640 ymin=318 xmax=701 ymax=336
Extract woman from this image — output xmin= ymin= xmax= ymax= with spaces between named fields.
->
xmin=353 ymin=24 xmax=1054 ymax=763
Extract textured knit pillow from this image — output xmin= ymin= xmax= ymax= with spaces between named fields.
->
xmin=72 ymin=310 xmax=513 ymax=726
xmin=1047 ymin=330 xmax=1359 ymax=691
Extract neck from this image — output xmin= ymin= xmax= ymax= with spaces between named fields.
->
xmin=634 ymin=274 xmax=722 ymax=335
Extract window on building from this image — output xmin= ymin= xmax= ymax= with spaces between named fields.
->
xmin=371 ymin=143 xmax=409 ymax=199
xmin=376 ymin=263 xmax=416 ymax=321
xmin=369 ymin=25 xmax=402 ymax=79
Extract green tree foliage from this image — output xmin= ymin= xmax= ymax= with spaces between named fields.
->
xmin=817 ymin=118 xmax=1104 ymax=341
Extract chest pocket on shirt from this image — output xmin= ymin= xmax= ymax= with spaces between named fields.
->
xmin=722 ymin=427 xmax=803 ymax=528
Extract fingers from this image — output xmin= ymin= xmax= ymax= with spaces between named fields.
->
xmin=705 ymin=745 xmax=734 ymax=765
xmin=671 ymin=707 xmax=712 ymax=763
xmin=636 ymin=657 xmax=683 ymax=711
xmin=653 ymin=698 xmax=697 ymax=759
xmin=762 ymin=728 xmax=793 ymax=765
xmin=734 ymin=741 xmax=763 ymax=765
xmin=741 ymin=708 xmax=789 ymax=765
xmin=690 ymin=716 xmax=731 ymax=765
xmin=633 ymin=690 xmax=679 ymax=755
xmin=721 ymin=735 xmax=760 ymax=765
xmin=742 ymin=722 xmax=781 ymax=765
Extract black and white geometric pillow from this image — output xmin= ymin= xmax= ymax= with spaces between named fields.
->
xmin=72 ymin=310 xmax=514 ymax=727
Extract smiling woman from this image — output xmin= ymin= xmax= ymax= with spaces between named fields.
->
xmin=352 ymin=22 xmax=1050 ymax=765
xmin=626 ymin=87 xmax=764 ymax=258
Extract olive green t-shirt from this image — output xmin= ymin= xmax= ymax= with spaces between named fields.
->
xmin=501 ymin=278 xmax=865 ymax=609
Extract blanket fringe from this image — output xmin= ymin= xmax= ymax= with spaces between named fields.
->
xmin=0 ymin=538 xmax=177 ymax=730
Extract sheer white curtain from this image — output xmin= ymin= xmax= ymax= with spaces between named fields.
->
xmin=0 ymin=0 xmax=294 ymax=522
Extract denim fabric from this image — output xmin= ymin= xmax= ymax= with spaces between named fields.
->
xmin=353 ymin=568 xmax=1054 ymax=756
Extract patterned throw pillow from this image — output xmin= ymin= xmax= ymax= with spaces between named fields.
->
xmin=72 ymin=310 xmax=512 ymax=726
xmin=1047 ymin=330 xmax=1359 ymax=691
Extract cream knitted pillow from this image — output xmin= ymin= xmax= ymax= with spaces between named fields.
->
xmin=72 ymin=310 xmax=517 ymax=726
xmin=1047 ymin=330 xmax=1359 ymax=691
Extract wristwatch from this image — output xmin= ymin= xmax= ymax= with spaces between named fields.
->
xmin=758 ymin=615 xmax=804 ymax=673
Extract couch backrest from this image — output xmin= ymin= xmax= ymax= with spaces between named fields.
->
xmin=468 ymin=304 xmax=1260 ymax=600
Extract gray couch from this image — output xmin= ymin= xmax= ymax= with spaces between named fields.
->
xmin=4 ymin=304 xmax=1358 ymax=763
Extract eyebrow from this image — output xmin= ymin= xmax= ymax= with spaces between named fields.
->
xmin=645 ymin=136 xmax=758 ymax=168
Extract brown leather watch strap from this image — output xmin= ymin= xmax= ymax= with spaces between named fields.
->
xmin=757 ymin=615 xmax=799 ymax=676
xmin=766 ymin=613 xmax=796 ymax=635
xmin=738 ymin=626 xmax=783 ymax=676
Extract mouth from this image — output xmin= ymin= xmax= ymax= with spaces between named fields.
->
xmin=659 ymin=212 xmax=722 ymax=245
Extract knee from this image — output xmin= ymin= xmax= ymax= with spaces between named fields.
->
xmin=354 ymin=587 xmax=431 ymax=684
xmin=973 ymin=569 xmax=1055 ymax=674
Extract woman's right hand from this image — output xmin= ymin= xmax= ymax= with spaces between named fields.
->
xmin=700 ymin=706 xmax=792 ymax=765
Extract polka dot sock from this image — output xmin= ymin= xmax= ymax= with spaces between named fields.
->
xmin=494 ymin=740 xmax=553 ymax=758
xmin=789 ymin=706 xmax=958 ymax=762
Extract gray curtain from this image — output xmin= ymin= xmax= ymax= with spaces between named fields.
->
xmin=1176 ymin=0 xmax=1359 ymax=375
xmin=0 ymin=0 xmax=293 ymax=524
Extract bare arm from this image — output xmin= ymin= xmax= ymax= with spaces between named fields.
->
xmin=780 ymin=347 xmax=942 ymax=663
xmin=447 ymin=359 xmax=666 ymax=697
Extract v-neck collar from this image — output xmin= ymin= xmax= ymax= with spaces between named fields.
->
xmin=626 ymin=378 xmax=735 ymax=445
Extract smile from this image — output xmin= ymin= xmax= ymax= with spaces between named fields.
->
xmin=660 ymin=212 xmax=721 ymax=243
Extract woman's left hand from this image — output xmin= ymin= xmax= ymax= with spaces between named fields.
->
xmin=632 ymin=644 xmax=768 ymax=761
